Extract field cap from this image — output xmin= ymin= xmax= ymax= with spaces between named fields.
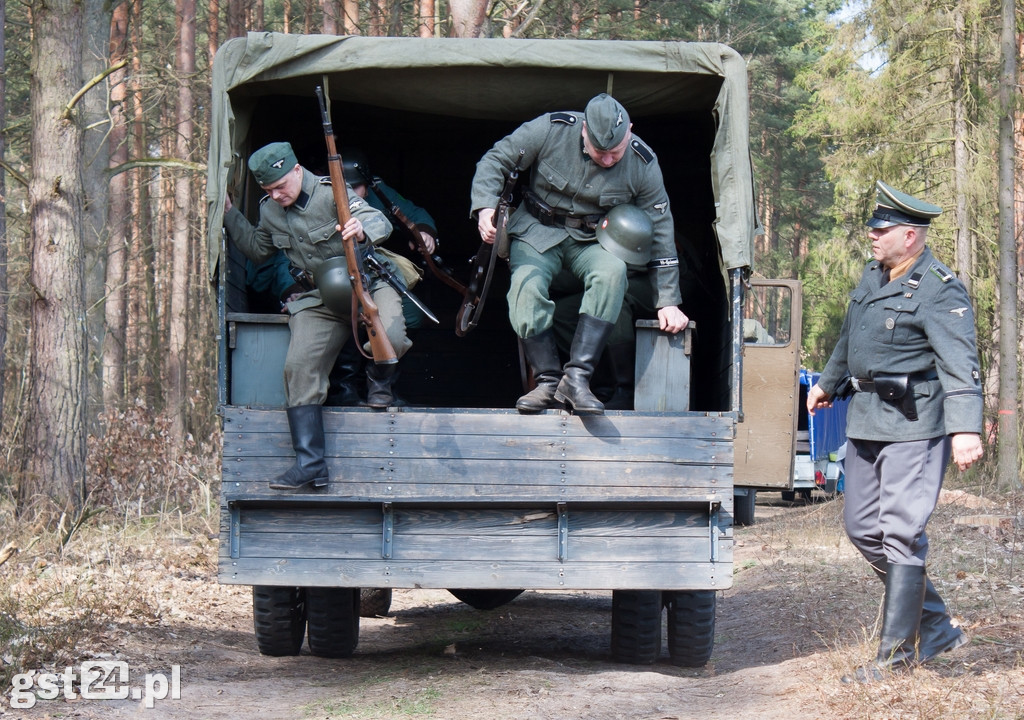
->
xmin=584 ymin=93 xmax=630 ymax=151
xmin=867 ymin=180 xmax=942 ymax=228
xmin=249 ymin=142 xmax=298 ymax=186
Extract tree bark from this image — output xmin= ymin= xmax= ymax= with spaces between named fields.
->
xmin=83 ymin=0 xmax=113 ymax=433
xmin=323 ymin=0 xmax=340 ymax=34
xmin=449 ymin=0 xmax=488 ymax=37
xmin=0 ymin=0 xmax=7 ymax=432
xmin=952 ymin=5 xmax=972 ymax=296
xmin=22 ymin=0 xmax=88 ymax=513
xmin=996 ymin=0 xmax=1020 ymax=490
xmin=103 ymin=0 xmax=131 ymax=413
xmin=166 ymin=0 xmax=197 ymax=441
xmin=418 ymin=0 xmax=434 ymax=37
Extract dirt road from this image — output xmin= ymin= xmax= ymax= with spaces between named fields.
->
xmin=6 ymin=495 xmax=1021 ymax=719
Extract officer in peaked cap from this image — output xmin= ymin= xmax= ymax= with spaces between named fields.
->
xmin=223 ymin=141 xmax=415 ymax=492
xmin=806 ymin=180 xmax=983 ymax=683
xmin=470 ymin=94 xmax=688 ymax=416
xmin=866 ymin=180 xmax=943 ymax=228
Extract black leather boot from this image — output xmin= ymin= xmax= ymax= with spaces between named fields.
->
xmin=516 ymin=329 xmax=563 ymax=414
xmin=602 ymin=342 xmax=636 ymax=410
xmin=847 ymin=563 xmax=925 ymax=682
xmin=269 ymin=404 xmax=329 ymax=490
xmin=326 ymin=341 xmax=365 ymax=406
xmin=554 ymin=314 xmax=614 ymax=415
xmin=867 ymin=558 xmax=967 ymax=663
xmin=366 ymin=363 xmax=399 ymax=409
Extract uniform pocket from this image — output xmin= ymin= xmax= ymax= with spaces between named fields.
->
xmin=882 ymin=298 xmax=920 ymax=343
xmin=271 ymin=233 xmax=292 ymax=250
xmin=308 ymin=219 xmax=338 ymax=245
xmin=536 ymin=159 xmax=568 ymax=193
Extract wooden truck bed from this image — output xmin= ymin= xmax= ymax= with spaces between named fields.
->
xmin=219 ymin=406 xmax=734 ymax=591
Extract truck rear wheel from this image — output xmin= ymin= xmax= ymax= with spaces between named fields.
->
xmin=306 ymin=587 xmax=360 ymax=658
xmin=359 ymin=588 xmax=393 ymax=617
xmin=665 ymin=590 xmax=716 ymax=667
xmin=447 ymin=589 xmax=524 ymax=610
xmin=734 ymin=488 xmax=756 ymax=526
xmin=252 ymin=586 xmax=306 ymax=656
xmin=610 ymin=590 xmax=662 ymax=664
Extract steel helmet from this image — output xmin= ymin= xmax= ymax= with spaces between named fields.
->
xmin=595 ymin=204 xmax=653 ymax=266
xmin=314 ymin=256 xmax=352 ymax=316
xmin=341 ymin=147 xmax=371 ymax=186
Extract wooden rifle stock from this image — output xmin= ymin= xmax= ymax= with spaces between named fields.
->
xmin=315 ymin=86 xmax=397 ymax=365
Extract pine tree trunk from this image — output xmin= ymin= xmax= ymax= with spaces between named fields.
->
xmin=103 ymin=2 xmax=131 ymax=413
xmin=166 ymin=0 xmax=197 ymax=441
xmin=0 ymin=0 xmax=7 ymax=432
xmin=22 ymin=0 xmax=88 ymax=513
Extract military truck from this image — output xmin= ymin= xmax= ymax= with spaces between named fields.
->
xmin=207 ymin=33 xmax=773 ymax=665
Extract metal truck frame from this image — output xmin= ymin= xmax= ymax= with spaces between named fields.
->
xmin=207 ymin=34 xmax=762 ymax=665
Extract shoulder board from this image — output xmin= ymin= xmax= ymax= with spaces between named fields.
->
xmin=317 ymin=176 xmax=332 ymax=185
xmin=929 ymin=263 xmax=954 ymax=283
xmin=630 ymin=139 xmax=653 ymax=163
xmin=550 ymin=112 xmax=578 ymax=125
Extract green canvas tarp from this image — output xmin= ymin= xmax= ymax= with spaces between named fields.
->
xmin=205 ymin=32 xmax=758 ymax=278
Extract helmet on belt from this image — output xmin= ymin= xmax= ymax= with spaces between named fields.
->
xmin=341 ymin=147 xmax=371 ymax=186
xmin=314 ymin=256 xmax=352 ymax=316
xmin=595 ymin=204 xmax=653 ymax=266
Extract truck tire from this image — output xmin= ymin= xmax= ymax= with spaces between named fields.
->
xmin=610 ymin=590 xmax=662 ymax=664
xmin=306 ymin=587 xmax=360 ymax=658
xmin=359 ymin=588 xmax=393 ymax=617
xmin=252 ymin=586 xmax=306 ymax=656
xmin=447 ymin=589 xmax=524 ymax=610
xmin=734 ymin=488 xmax=756 ymax=526
xmin=665 ymin=590 xmax=716 ymax=667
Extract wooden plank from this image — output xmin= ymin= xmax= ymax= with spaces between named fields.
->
xmin=222 ymin=406 xmax=735 ymax=441
xmin=218 ymin=557 xmax=733 ymax=591
xmin=223 ymin=430 xmax=731 ymax=464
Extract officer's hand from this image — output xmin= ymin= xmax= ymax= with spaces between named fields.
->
xmin=337 ymin=218 xmax=365 ymax=242
xmin=477 ymin=208 xmax=496 ymax=244
xmin=657 ymin=306 xmax=688 ymax=334
xmin=416 ymin=231 xmax=436 ymax=255
xmin=806 ymin=384 xmax=832 ymax=416
xmin=950 ymin=432 xmax=983 ymax=471
xmin=224 ymin=193 xmax=233 ymax=212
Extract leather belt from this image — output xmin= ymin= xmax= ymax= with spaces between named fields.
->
xmin=851 ymin=372 xmax=938 ymax=394
xmin=524 ymin=192 xmax=601 ymax=231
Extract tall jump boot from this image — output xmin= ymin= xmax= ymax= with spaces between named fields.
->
xmin=269 ymin=404 xmax=329 ymax=491
xmin=602 ymin=342 xmax=637 ymax=410
xmin=365 ymin=363 xmax=399 ymax=409
xmin=326 ymin=340 xmax=365 ymax=406
xmin=868 ymin=558 xmax=967 ymax=664
xmin=554 ymin=314 xmax=614 ymax=416
xmin=848 ymin=563 xmax=926 ymax=683
xmin=516 ymin=329 xmax=563 ymax=414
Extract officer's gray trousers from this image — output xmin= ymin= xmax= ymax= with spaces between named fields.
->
xmin=507 ymin=237 xmax=627 ymax=339
xmin=283 ymin=286 xmax=411 ymax=407
xmin=842 ymin=436 xmax=950 ymax=567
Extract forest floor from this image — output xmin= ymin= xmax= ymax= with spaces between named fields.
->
xmin=0 ymin=485 xmax=1020 ymax=720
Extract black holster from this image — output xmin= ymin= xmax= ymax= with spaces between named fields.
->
xmin=873 ymin=373 xmax=918 ymax=421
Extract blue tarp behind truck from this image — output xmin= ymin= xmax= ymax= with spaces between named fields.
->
xmin=799 ymin=369 xmax=849 ymax=462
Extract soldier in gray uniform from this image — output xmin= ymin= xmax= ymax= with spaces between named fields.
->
xmin=471 ymin=93 xmax=687 ymax=415
xmin=224 ymin=141 xmax=410 ymax=491
xmin=807 ymin=180 xmax=984 ymax=682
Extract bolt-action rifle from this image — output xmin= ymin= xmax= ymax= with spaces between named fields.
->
xmin=315 ymin=85 xmax=397 ymax=365
xmin=455 ymin=149 xmax=525 ymax=337
xmin=347 ymin=163 xmax=467 ymax=296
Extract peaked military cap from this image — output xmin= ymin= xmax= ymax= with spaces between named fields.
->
xmin=584 ymin=93 xmax=630 ymax=151
xmin=248 ymin=141 xmax=298 ymax=187
xmin=866 ymin=180 xmax=942 ymax=228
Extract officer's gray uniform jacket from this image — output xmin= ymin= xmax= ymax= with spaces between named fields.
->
xmin=817 ymin=247 xmax=983 ymax=442
xmin=224 ymin=167 xmax=393 ymax=313
xmin=470 ymin=111 xmax=682 ymax=309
